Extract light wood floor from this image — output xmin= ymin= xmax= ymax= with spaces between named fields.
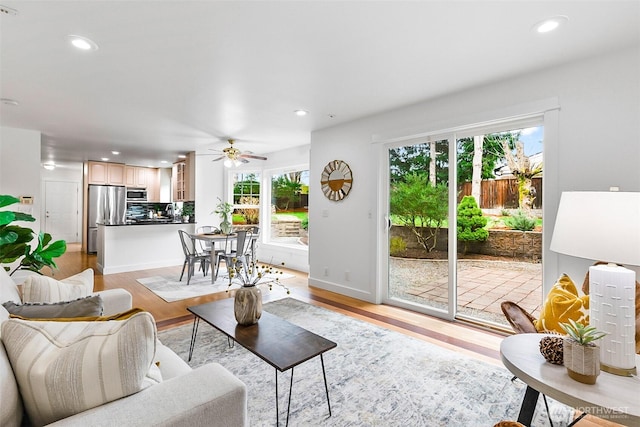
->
xmin=49 ymin=243 xmax=611 ymax=426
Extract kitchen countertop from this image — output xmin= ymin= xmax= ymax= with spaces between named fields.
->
xmin=98 ymin=220 xmax=193 ymax=226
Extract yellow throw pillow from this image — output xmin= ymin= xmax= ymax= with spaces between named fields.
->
xmin=535 ymin=273 xmax=589 ymax=334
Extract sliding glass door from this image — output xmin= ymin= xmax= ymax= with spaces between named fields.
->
xmin=384 ymin=121 xmax=544 ymax=329
xmin=387 ymin=138 xmax=454 ymax=318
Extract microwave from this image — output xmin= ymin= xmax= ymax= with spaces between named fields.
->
xmin=126 ymin=188 xmax=147 ymax=201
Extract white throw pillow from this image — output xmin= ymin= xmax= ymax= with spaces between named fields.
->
xmin=1 ymin=312 xmax=159 ymax=426
xmin=21 ymin=268 xmax=94 ymax=303
xmin=0 ymin=268 xmax=21 ymax=305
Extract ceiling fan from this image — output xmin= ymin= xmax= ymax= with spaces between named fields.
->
xmin=206 ymin=139 xmax=268 ymax=167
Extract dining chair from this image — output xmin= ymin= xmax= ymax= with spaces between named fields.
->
xmin=178 ymin=230 xmax=210 ymax=285
xmin=215 ymin=229 xmax=254 ymax=283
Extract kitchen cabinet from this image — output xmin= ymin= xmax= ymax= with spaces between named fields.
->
xmin=125 ymin=166 xmax=151 ymax=188
xmin=172 ymin=152 xmax=195 ymax=201
xmin=87 ymin=161 xmax=125 ymax=185
xmin=125 ymin=166 xmax=136 ymax=187
xmin=146 ymin=168 xmax=161 ymax=201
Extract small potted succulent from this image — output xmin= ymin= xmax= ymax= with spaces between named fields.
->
xmin=560 ymin=319 xmax=606 ymax=384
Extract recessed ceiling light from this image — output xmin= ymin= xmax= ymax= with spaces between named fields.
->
xmin=178 ymin=154 xmax=187 ymax=159
xmin=101 ymin=157 xmax=109 ymax=161
xmin=111 ymin=151 xmax=120 ymax=155
xmin=0 ymin=98 xmax=19 ymax=106
xmin=43 ymin=163 xmax=56 ymax=171
xmin=68 ymin=35 xmax=99 ymax=51
xmin=160 ymin=160 xmax=168 ymax=164
xmin=533 ymin=16 xmax=568 ymax=34
xmin=294 ymin=109 xmax=308 ymax=116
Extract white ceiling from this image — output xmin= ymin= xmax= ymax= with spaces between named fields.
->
xmin=1 ymin=1 xmax=638 ymax=168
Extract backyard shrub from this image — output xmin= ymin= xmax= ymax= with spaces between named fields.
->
xmin=389 ymin=236 xmax=407 ymax=256
xmin=390 ymin=173 xmax=448 ymax=253
xmin=457 ymin=196 xmax=488 ymax=254
xmin=504 ymin=209 xmax=536 ymax=231
xmin=237 ymin=196 xmax=260 ymax=224
xmin=301 ymin=217 xmax=308 ymax=230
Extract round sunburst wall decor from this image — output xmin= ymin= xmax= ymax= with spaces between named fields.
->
xmin=320 ymin=160 xmax=353 ymax=201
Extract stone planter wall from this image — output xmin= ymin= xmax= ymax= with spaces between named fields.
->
xmin=271 ymin=217 xmax=301 ymax=237
xmin=390 ymin=225 xmax=542 ymax=261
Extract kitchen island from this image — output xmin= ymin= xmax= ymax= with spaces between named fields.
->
xmin=96 ymin=222 xmax=195 ymax=274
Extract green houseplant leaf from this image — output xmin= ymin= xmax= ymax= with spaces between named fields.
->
xmin=0 ymin=195 xmax=66 ymax=274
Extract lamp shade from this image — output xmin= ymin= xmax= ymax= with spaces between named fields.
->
xmin=550 ymin=191 xmax=640 ymax=266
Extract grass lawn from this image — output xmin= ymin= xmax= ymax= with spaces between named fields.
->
xmin=233 ymin=211 xmax=309 ymax=224
xmin=272 ymin=212 xmax=308 ymax=221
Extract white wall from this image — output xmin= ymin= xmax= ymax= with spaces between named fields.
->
xmin=0 ymin=127 xmax=42 ymax=231
xmin=194 ymin=156 xmax=225 ymax=228
xmin=309 ymin=46 xmax=640 ymax=302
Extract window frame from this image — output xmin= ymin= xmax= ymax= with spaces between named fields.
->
xmin=262 ymin=163 xmax=310 ymax=250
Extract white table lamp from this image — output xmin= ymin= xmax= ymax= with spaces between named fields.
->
xmin=550 ymin=190 xmax=639 ymax=376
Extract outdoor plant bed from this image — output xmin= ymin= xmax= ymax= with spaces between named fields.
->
xmin=391 ymin=226 xmax=541 ymax=262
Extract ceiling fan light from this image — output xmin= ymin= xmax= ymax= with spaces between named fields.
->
xmin=224 ymin=159 xmax=233 ymax=168
xmin=233 ymin=159 xmax=243 ymax=167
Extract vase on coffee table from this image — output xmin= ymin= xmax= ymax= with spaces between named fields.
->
xmin=234 ymin=285 xmax=262 ymax=325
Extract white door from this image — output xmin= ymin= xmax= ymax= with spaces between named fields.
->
xmin=45 ymin=181 xmax=79 ymax=242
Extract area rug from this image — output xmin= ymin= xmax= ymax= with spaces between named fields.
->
xmin=158 ymin=298 xmax=573 ymax=426
xmin=137 ymin=271 xmax=294 ymax=302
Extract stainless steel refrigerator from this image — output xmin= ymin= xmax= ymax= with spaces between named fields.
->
xmin=87 ymin=185 xmax=126 ymax=253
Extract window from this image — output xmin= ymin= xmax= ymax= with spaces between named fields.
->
xmin=268 ymin=168 xmax=309 ymax=247
xmin=232 ymin=172 xmax=261 ymax=226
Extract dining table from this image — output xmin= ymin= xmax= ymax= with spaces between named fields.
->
xmin=191 ymin=232 xmax=237 ymax=284
xmin=191 ymin=231 xmax=258 ymax=284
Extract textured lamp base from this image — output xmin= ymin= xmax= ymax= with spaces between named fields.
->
xmin=590 ymin=264 xmax=636 ymax=377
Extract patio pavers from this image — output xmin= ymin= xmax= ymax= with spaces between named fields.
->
xmin=389 ymin=258 xmax=542 ymax=326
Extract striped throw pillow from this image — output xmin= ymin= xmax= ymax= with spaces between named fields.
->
xmin=0 ymin=312 xmax=159 ymax=426
xmin=21 ymin=269 xmax=93 ymax=303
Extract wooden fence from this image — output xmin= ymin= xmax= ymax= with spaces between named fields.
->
xmin=458 ymin=178 xmax=542 ymax=209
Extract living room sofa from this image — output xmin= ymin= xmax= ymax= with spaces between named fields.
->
xmin=0 ymin=267 xmax=248 ymax=427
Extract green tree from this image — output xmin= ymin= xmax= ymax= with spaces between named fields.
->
xmin=233 ymin=174 xmax=260 ymax=204
xmin=390 ymin=173 xmax=448 ymax=253
xmin=456 ymin=132 xmax=518 ymax=184
xmin=272 ymin=174 xmax=302 ymax=210
xmin=389 ymin=141 xmax=448 ymax=185
xmin=457 ymin=195 xmax=488 ymax=254
xmin=501 ymin=140 xmax=542 ymax=210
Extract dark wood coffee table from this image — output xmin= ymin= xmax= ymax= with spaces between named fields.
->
xmin=187 ymin=298 xmax=337 ymax=426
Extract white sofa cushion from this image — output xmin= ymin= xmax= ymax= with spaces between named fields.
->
xmin=21 ymin=268 xmax=94 ymax=303
xmin=0 ymin=267 xmax=21 ymax=305
xmin=0 ymin=339 xmax=23 ymax=427
xmin=1 ymin=312 xmax=159 ymax=426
